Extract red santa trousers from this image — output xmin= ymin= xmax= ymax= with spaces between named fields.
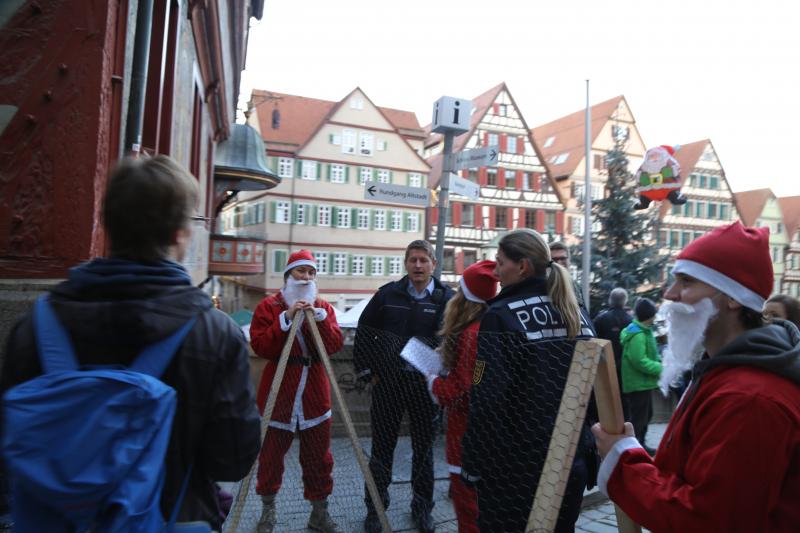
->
xmin=450 ymin=473 xmax=478 ymax=533
xmin=256 ymin=419 xmax=334 ymax=500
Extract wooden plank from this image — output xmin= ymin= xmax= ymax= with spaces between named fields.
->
xmin=303 ymin=308 xmax=393 ymax=532
xmin=227 ymin=312 xmax=304 ymax=532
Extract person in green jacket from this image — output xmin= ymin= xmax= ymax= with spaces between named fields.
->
xmin=620 ymin=298 xmax=662 ymax=455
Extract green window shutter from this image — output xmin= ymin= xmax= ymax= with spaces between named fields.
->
xmin=405 ymin=173 xmax=410 ymax=186
xmin=389 ymin=170 xmax=394 ymax=184
xmin=329 ymin=134 xmax=334 ymax=144
xmin=269 ymin=156 xmax=278 ymax=173
xmin=269 ymin=201 xmax=277 ymax=223
xmin=369 ymin=209 xmax=374 ymax=230
xmin=332 ymin=206 xmax=339 ymax=226
xmin=292 ymin=204 xmax=299 ymax=224
xmin=304 ymin=204 xmax=312 ymax=225
xmin=344 ymin=166 xmax=350 ymax=183
xmin=384 ymin=257 xmax=390 ymax=273
xmin=316 ymin=162 xmax=321 ymax=180
xmin=403 ymin=212 xmax=409 ymax=231
xmin=296 ymin=160 xmax=303 ymax=176
xmin=326 ymin=164 xmax=332 ymax=181
xmin=311 ymin=205 xmax=318 ymax=225
xmin=274 ymin=250 xmax=287 ymax=273
xmin=366 ymin=256 xmax=372 ymax=273
xmin=351 ymin=208 xmax=358 ymax=228
xmin=348 ymin=255 xmax=353 ymax=274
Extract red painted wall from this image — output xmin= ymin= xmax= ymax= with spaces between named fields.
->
xmin=0 ymin=1 xmax=123 ymax=277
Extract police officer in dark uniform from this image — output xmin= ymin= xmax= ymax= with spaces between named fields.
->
xmin=461 ymin=229 xmax=596 ymax=533
xmin=354 ymin=240 xmax=454 ymax=533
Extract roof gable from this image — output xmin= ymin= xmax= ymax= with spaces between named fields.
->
xmin=531 ymin=96 xmax=628 ymax=178
xmin=778 ymin=196 xmax=800 ymax=239
xmin=733 ymin=188 xmax=774 ymax=227
xmin=251 ymin=88 xmax=424 ymax=152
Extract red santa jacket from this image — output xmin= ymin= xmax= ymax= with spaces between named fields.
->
xmin=250 ymin=292 xmax=343 ymax=431
xmin=429 ymin=321 xmax=480 ymax=473
xmin=599 ymin=340 xmax=800 ymax=532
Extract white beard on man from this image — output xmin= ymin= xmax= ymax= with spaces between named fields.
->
xmin=658 ymin=298 xmax=719 ymax=395
xmin=282 ymin=277 xmax=318 ymax=308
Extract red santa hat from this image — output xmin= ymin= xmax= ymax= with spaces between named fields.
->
xmin=672 ymin=222 xmax=772 ymax=312
xmin=659 ymin=145 xmax=675 ymax=155
xmin=460 ymin=260 xmax=499 ymax=304
xmin=283 ymin=249 xmax=317 ymax=275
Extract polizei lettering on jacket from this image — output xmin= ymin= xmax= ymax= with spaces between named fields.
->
xmin=507 ymin=295 xmax=593 ymax=338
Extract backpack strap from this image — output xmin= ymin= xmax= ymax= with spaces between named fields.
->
xmin=34 ymin=296 xmax=80 ymax=374
xmin=130 ymin=317 xmax=197 ymax=378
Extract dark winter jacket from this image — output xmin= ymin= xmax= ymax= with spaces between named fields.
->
xmin=593 ymin=306 xmax=631 ymax=369
xmin=0 ymin=258 xmax=261 ymax=530
xmin=353 ymin=275 xmax=454 ymax=381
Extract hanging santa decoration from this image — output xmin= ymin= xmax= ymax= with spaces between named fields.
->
xmin=634 ymin=145 xmax=688 ymax=209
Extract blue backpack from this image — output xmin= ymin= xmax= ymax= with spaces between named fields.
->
xmin=2 ymin=296 xmax=197 ymax=532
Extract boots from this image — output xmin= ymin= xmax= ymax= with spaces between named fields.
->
xmin=256 ymin=494 xmax=276 ymax=533
xmin=308 ymin=499 xmax=342 ymax=533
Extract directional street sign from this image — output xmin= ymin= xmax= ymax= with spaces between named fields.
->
xmin=448 ymin=173 xmax=480 ymax=200
xmin=453 ymin=145 xmax=499 ymax=171
xmin=363 ymin=181 xmax=431 ymax=207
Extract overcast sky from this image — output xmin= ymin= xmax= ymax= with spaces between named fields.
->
xmin=241 ymin=0 xmax=799 ymax=197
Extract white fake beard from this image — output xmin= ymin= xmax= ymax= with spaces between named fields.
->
xmin=658 ymin=298 xmax=718 ymax=395
xmin=281 ymin=278 xmax=317 ymax=308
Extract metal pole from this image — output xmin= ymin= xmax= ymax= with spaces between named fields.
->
xmin=582 ymin=80 xmax=592 ymax=313
xmin=434 ymin=132 xmax=454 ymax=278
xmin=124 ymin=0 xmax=155 ymax=155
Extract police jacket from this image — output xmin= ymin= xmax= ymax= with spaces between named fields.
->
xmin=353 ymin=275 xmax=454 ymax=381
xmin=461 ymin=276 xmax=596 ymax=483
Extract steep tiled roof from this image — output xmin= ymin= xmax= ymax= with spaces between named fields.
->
xmin=733 ymin=188 xmax=774 ymax=227
xmin=531 ymin=96 xmax=625 ymax=179
xmin=250 ymin=89 xmax=425 ymax=150
xmin=671 ymin=140 xmax=708 ymax=183
xmin=778 ymin=196 xmax=800 ymax=238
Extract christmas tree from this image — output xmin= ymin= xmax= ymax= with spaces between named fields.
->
xmin=572 ymin=136 xmax=668 ymax=314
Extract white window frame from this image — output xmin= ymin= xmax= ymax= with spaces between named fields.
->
xmin=377 ymin=139 xmax=387 ymax=151
xmin=336 ymin=207 xmax=351 ymax=228
xmin=359 ymin=132 xmax=374 ymax=156
xmin=543 ymin=136 xmax=555 ymax=148
xmin=333 ymin=253 xmax=348 ymax=275
xmin=330 ymin=164 xmax=345 ymax=183
xmin=506 ymin=136 xmax=517 ymax=153
xmin=408 ymin=173 xmax=422 ymax=188
xmin=349 ymin=97 xmax=364 ymax=109
xmin=352 ymin=255 xmax=365 ymax=276
xmin=571 ymin=216 xmax=584 ymax=236
xmin=314 ymin=252 xmax=329 ymax=275
xmin=317 ymin=205 xmax=331 ymax=227
xmin=406 ymin=212 xmax=419 ymax=232
xmin=360 ymin=167 xmax=373 ymax=185
xmin=301 ymin=160 xmax=317 ymax=180
xmin=371 ymin=256 xmax=385 ymax=275
xmin=390 ymin=211 xmax=403 ymax=231
xmin=357 ymin=208 xmax=370 ymax=230
xmin=377 ymin=169 xmax=391 ymax=183
xmin=373 ymin=209 xmax=387 ymax=230
xmin=296 ymin=204 xmax=307 ymax=225
xmin=276 ymin=201 xmax=291 ymax=224
xmin=389 ymin=257 xmax=402 ymax=276
xmin=278 ymin=157 xmax=293 ymax=178
xmin=342 ymin=129 xmax=356 ymax=154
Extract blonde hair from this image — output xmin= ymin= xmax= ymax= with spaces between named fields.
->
xmin=498 ymin=229 xmax=582 ymax=338
xmin=437 ymin=291 xmax=486 ymax=370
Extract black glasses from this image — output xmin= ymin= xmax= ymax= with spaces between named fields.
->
xmin=190 ymin=215 xmax=211 ymax=222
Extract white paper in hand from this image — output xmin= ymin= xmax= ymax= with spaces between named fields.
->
xmin=400 ymin=337 xmax=443 ymax=376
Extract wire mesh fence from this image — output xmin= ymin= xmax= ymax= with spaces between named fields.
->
xmin=223 ymin=315 xmax=613 ymax=533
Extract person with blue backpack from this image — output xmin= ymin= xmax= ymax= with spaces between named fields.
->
xmin=0 ymin=155 xmax=261 ymax=532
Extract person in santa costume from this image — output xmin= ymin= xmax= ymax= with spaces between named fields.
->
xmin=249 ymin=250 xmax=344 ymax=533
xmin=423 ymin=260 xmax=498 ymax=533
xmin=592 ymin=222 xmax=800 ymax=532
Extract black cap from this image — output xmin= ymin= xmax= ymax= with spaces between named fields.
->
xmin=634 ymin=298 xmax=657 ymax=321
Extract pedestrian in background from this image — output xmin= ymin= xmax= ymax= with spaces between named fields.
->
xmin=1 ymin=156 xmax=261 ymax=531
xmin=354 ymin=240 xmax=454 ymax=533
xmin=426 ymin=260 xmax=498 ymax=533
xmin=593 ymin=288 xmax=632 ymax=414
xmin=461 ymin=229 xmax=596 ymax=533
xmin=249 ymin=250 xmax=344 ymax=533
xmin=620 ymin=297 xmax=662 ymax=455
xmin=548 ymin=240 xmax=585 ymax=308
xmin=593 ymin=222 xmax=800 ymax=531
xmin=764 ymin=294 xmax=800 ymax=330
